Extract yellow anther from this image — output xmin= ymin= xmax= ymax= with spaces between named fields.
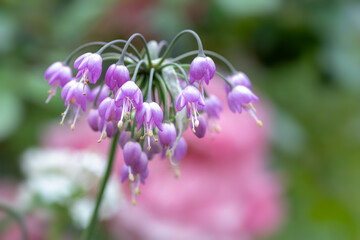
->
xmin=135 ymin=188 xmax=141 ymax=195
xmin=192 ymin=128 xmax=196 ymax=133
xmin=97 ymin=139 xmax=102 ymax=143
xmin=140 ymin=136 xmax=144 ymax=140
xmin=166 ymin=149 xmax=171 ymax=157
xmin=148 ymin=129 xmax=153 ymax=137
xmin=257 ymin=120 xmax=263 ymax=127
xmin=147 ymin=146 xmax=151 ymax=151
xmin=59 ymin=122 xmax=63 ymax=126
xmin=127 ymin=120 xmax=131 ymax=123
xmin=118 ymin=120 xmax=123 ymax=129
xmin=101 ymin=131 xmax=107 ymax=139
xmin=82 ymin=92 xmax=86 ymax=96
xmin=195 ymin=119 xmax=199 ymax=127
xmin=47 ymin=90 xmax=52 ymax=94
xmin=129 ymin=173 xmax=134 ymax=182
xmin=154 ymin=138 xmax=158 ymax=142
xmin=61 ymin=113 xmax=65 ymax=116
xmin=126 ymin=112 xmax=130 ymax=117
xmin=132 ymin=107 xmax=136 ymax=111
xmin=214 ymin=125 xmax=221 ymax=133
xmin=187 ymin=118 xmax=191 ymax=122
xmin=131 ymin=199 xmax=136 ymax=206
xmin=70 ymin=124 xmax=75 ymax=131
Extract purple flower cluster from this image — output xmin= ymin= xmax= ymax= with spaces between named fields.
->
xmin=44 ymin=31 xmax=262 ymax=204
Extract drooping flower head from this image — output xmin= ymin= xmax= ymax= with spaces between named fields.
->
xmin=74 ymin=52 xmax=102 ymax=84
xmin=193 ymin=116 xmax=207 ymax=138
xmin=204 ymin=95 xmax=222 ymax=119
xmin=135 ymin=102 xmax=164 ymax=150
xmin=189 ymin=56 xmax=216 ymax=86
xmin=204 ymin=95 xmax=223 ymax=134
xmin=173 ymin=137 xmax=187 ymax=164
xmin=143 ymin=137 xmax=162 ymax=160
xmin=118 ymin=131 xmax=131 ymax=149
xmin=175 ymin=85 xmax=205 ymax=133
xmin=225 ymin=72 xmax=252 ymax=93
xmin=98 ymin=97 xmax=122 ymax=122
xmin=227 ymin=85 xmax=262 ymax=127
xmin=60 ymin=79 xmax=90 ymax=130
xmin=115 ymin=81 xmax=143 ymax=128
xmin=105 ymin=64 xmax=130 ymax=91
xmin=44 ymin=62 xmax=72 ymax=103
xmin=122 ymin=141 xmax=149 ymax=205
xmin=88 ymin=85 xmax=110 ymax=107
xmin=96 ymin=97 xmax=122 ymax=142
xmin=158 ymin=123 xmax=177 ymax=150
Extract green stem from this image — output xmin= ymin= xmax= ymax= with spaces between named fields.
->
xmin=156 ymin=75 xmax=169 ymax=120
xmin=0 ymin=202 xmax=28 ymax=240
xmin=158 ymin=62 xmax=189 ymax=85
xmin=81 ymin=132 xmax=120 ymax=240
xmin=158 ymin=30 xmax=205 ymax=66
xmin=131 ymin=60 xmax=147 ymax=82
xmin=172 ymin=50 xmax=237 ymax=74
xmin=96 ymin=40 xmax=141 ymax=59
xmin=147 ymin=68 xmax=155 ymax=102
xmin=64 ymin=41 xmax=138 ymax=65
xmin=215 ymin=71 xmax=234 ymax=89
xmin=118 ymin=33 xmax=152 ymax=67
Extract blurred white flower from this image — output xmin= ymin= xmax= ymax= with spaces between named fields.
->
xmin=18 ymin=148 xmax=124 ymax=229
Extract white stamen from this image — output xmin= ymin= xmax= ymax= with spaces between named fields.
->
xmin=70 ymin=106 xmax=81 ymax=131
xmin=60 ymin=105 xmax=71 ymax=126
xmin=248 ymin=108 xmax=263 ymax=127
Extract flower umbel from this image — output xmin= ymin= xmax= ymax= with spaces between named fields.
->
xmin=44 ymin=30 xmax=264 ymax=239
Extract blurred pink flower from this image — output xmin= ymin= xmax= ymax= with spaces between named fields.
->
xmin=41 ymin=78 xmax=283 ymax=240
xmin=0 ymin=180 xmax=47 ymax=240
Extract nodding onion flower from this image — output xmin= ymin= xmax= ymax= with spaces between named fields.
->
xmin=44 ymin=30 xmax=263 ymax=207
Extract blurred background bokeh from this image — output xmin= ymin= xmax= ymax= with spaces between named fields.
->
xmin=1 ymin=0 xmax=360 ymax=239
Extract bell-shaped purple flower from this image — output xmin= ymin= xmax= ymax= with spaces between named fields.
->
xmin=136 ymin=102 xmax=163 ymax=151
xmin=88 ymin=85 xmax=110 ymax=107
xmin=105 ymin=64 xmax=130 ymax=91
xmin=227 ymin=85 xmax=262 ymax=127
xmin=204 ymin=95 xmax=222 ymax=134
xmin=87 ymin=109 xmax=118 ymax=142
xmin=96 ymin=118 xmax=118 ymax=142
xmin=74 ymin=52 xmax=102 ymax=84
xmin=88 ymin=109 xmax=100 ymax=132
xmin=118 ymin=131 xmax=131 ymax=149
xmin=123 ymin=142 xmax=143 ymax=167
xmin=158 ymin=123 xmax=176 ymax=149
xmin=98 ymin=97 xmax=122 ymax=122
xmin=194 ymin=116 xmax=207 ymax=138
xmin=44 ymin=62 xmax=72 ymax=103
xmin=143 ymin=136 xmax=162 ymax=160
xmin=59 ymin=79 xmax=90 ymax=130
xmin=225 ymin=72 xmax=252 ymax=93
xmin=173 ymin=137 xmax=187 ymax=164
xmin=61 ymin=80 xmax=90 ymax=111
xmin=189 ymin=56 xmax=216 ymax=85
xmin=122 ymin=141 xmax=150 ymax=204
xmin=175 ymin=85 xmax=205 ymax=132
xmin=121 ymin=150 xmax=149 ymax=205
xmin=115 ymin=81 xmax=143 ymax=128
xmin=204 ymin=95 xmax=222 ymax=119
